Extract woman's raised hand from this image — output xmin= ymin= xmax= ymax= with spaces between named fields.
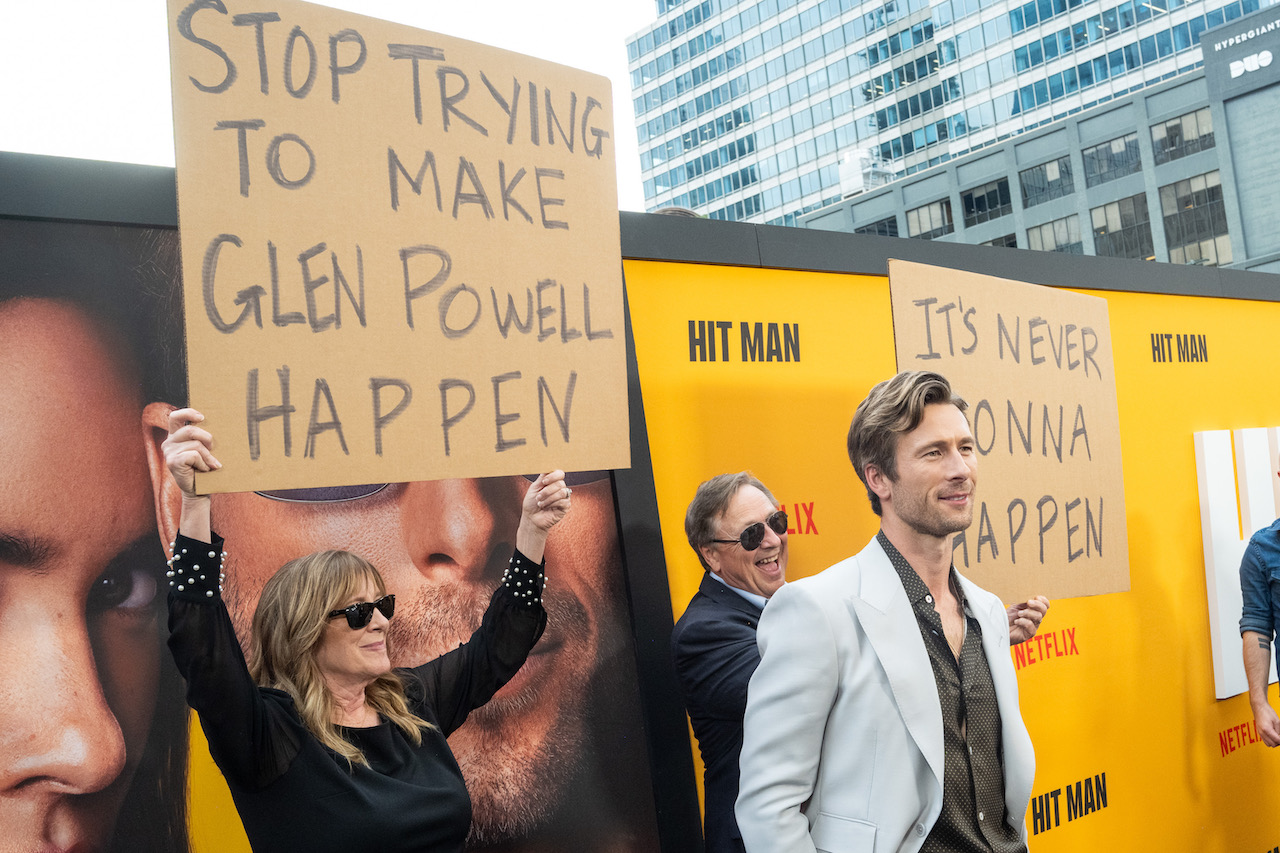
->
xmin=522 ymin=471 xmax=572 ymax=532
xmin=162 ymin=408 xmax=221 ymax=499
xmin=515 ymin=471 xmax=572 ymax=564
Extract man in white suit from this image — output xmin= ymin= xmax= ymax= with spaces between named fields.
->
xmin=736 ymin=371 xmax=1036 ymax=853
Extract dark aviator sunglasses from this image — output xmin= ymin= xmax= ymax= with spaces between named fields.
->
xmin=328 ymin=594 xmax=395 ymax=629
xmin=712 ymin=510 xmax=788 ymax=551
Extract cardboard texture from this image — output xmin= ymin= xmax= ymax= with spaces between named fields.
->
xmin=888 ymin=259 xmax=1129 ymax=601
xmin=167 ymin=0 xmax=628 ymax=493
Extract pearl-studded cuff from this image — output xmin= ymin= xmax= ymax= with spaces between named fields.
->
xmin=167 ymin=531 xmax=228 ymax=602
xmin=502 ymin=548 xmax=546 ymax=607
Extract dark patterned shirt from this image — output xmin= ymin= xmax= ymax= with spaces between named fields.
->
xmin=877 ymin=532 xmax=1026 ymax=853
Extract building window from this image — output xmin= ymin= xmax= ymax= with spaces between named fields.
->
xmin=1027 ymin=215 xmax=1082 ymax=254
xmin=1091 ymin=193 xmax=1154 ymax=260
xmin=1151 ymin=107 xmax=1215 ymax=165
xmin=1019 ymin=156 xmax=1074 ymax=208
xmin=982 ymin=234 xmax=1018 ymax=248
xmin=854 ymin=215 xmax=900 ymax=237
xmin=961 ymin=179 xmax=1013 ymax=226
xmin=1082 ymin=133 xmax=1141 ymax=187
xmin=906 ymin=199 xmax=954 ymax=239
xmin=1160 ymin=171 xmax=1231 ymax=266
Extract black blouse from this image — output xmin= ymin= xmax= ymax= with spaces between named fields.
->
xmin=165 ymin=532 xmax=546 ymax=853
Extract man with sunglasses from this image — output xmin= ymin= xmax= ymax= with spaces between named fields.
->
xmin=674 ymin=468 xmax=1045 ymax=853
xmin=673 ymin=472 xmax=790 ymax=853
xmin=737 ymin=371 xmax=1045 ymax=853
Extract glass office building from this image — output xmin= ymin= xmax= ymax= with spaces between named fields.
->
xmin=626 ymin=0 xmax=1266 ymax=226
xmin=801 ymin=2 xmax=1280 ymax=273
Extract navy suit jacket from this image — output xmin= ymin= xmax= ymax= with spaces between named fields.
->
xmin=671 ymin=573 xmax=764 ymax=853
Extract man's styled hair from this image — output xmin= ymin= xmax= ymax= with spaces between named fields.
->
xmin=847 ymin=371 xmax=968 ymax=516
xmin=685 ymin=472 xmax=779 ymax=570
xmin=249 ymin=550 xmax=432 ymax=765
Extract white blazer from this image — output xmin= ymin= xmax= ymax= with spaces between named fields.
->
xmin=735 ymin=535 xmax=1035 ymax=853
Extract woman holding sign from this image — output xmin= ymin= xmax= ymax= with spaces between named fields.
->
xmin=159 ymin=407 xmax=569 ymax=853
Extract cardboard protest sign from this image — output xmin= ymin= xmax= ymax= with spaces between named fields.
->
xmin=889 ymin=260 xmax=1129 ymax=601
xmin=167 ymin=0 xmax=628 ymax=493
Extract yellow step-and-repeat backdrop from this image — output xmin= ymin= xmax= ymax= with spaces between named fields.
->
xmin=626 ymin=257 xmax=1280 ymax=852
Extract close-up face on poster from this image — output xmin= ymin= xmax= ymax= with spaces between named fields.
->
xmin=0 ymin=220 xmax=189 ymax=853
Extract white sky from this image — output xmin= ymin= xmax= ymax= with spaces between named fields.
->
xmin=0 ymin=0 xmax=657 ymax=211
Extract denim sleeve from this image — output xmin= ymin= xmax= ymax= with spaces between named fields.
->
xmin=1240 ymin=537 xmax=1275 ymax=637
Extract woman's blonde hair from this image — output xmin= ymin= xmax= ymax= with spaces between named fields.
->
xmin=248 ymin=550 xmax=431 ymax=766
